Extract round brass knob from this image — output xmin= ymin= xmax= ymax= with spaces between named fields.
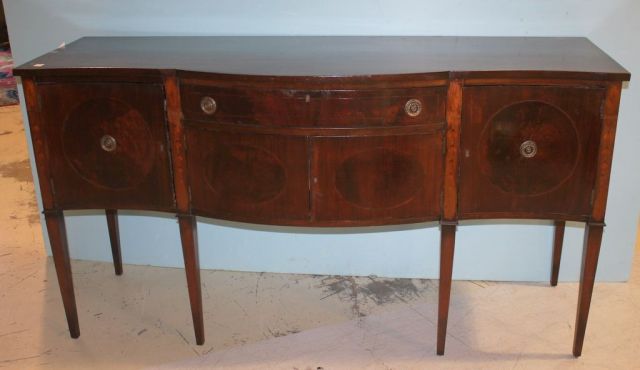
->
xmin=200 ymin=96 xmax=217 ymax=115
xmin=100 ymin=135 xmax=117 ymax=152
xmin=520 ymin=140 xmax=537 ymax=158
xmin=404 ymin=99 xmax=422 ymax=117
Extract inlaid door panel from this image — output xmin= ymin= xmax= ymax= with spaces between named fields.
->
xmin=38 ymin=83 xmax=175 ymax=210
xmin=459 ymin=85 xmax=605 ymax=220
xmin=312 ymin=133 xmax=443 ymax=225
xmin=186 ymin=127 xmax=310 ymax=224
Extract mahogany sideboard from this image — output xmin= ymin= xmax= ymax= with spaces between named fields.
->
xmin=15 ymin=36 xmax=630 ymax=356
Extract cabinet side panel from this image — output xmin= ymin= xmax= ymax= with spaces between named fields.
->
xmin=22 ymin=77 xmax=56 ymax=210
xmin=591 ymin=82 xmax=623 ymax=222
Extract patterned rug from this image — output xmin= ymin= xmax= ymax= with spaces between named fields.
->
xmin=0 ymin=47 xmax=18 ymax=106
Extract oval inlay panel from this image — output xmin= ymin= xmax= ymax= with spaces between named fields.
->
xmin=478 ymin=101 xmax=579 ymax=196
xmin=335 ymin=148 xmax=424 ymax=209
xmin=62 ymin=98 xmax=155 ymax=190
xmin=205 ymin=144 xmax=286 ymax=204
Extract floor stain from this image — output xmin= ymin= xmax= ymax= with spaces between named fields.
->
xmin=317 ymin=276 xmax=363 ymax=317
xmin=316 ymin=276 xmax=429 ymax=317
xmin=0 ymin=159 xmax=32 ymax=183
xmin=362 ymin=278 xmax=421 ymax=305
xmin=267 ymin=328 xmax=300 ymax=338
xmin=0 ymin=130 xmax=12 ymax=136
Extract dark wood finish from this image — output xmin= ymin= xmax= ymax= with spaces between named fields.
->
xmin=443 ymin=79 xmax=463 ymax=221
xmin=15 ymin=37 xmax=630 ymax=81
xmin=21 ymin=78 xmax=55 ymax=211
xmin=106 ymin=209 xmax=123 ymax=276
xmin=186 ymin=126 xmax=310 ymax=224
xmin=165 ymin=73 xmax=204 ymax=345
xmin=44 ymin=211 xmax=80 ymax=338
xmin=311 ymin=132 xmax=443 ymax=224
xmin=178 ymin=215 xmax=204 ymax=345
xmin=571 ymin=82 xmax=623 ymax=357
xmin=463 ymin=78 xmax=610 ymax=88
xmin=591 ymin=83 xmax=623 ymax=222
xmin=181 ymin=84 xmax=446 ymax=127
xmin=459 ymin=85 xmax=605 ymax=220
xmin=550 ymin=220 xmax=565 ymax=286
xmin=573 ymin=222 xmax=604 ymax=357
xmin=180 ymin=74 xmax=448 ymax=91
xmin=23 ymin=77 xmax=81 ymax=337
xmin=165 ymin=73 xmax=194 ymax=214
xmin=437 ymin=79 xmax=463 ymax=356
xmin=185 ymin=119 xmax=444 ymax=138
xmin=437 ymin=223 xmax=456 ymax=355
xmin=36 ymin=82 xmax=175 ymax=211
xmin=14 ymin=37 xmax=630 ymax=356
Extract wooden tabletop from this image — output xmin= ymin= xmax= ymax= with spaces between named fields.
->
xmin=14 ymin=36 xmax=630 ymax=80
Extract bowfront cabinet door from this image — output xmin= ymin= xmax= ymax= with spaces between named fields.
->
xmin=311 ymin=133 xmax=443 ymax=225
xmin=185 ymin=126 xmax=310 ymax=224
xmin=38 ymin=83 xmax=175 ymax=210
xmin=459 ymin=85 xmax=605 ymax=220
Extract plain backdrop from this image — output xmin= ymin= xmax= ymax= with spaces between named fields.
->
xmin=4 ymin=0 xmax=638 ymax=281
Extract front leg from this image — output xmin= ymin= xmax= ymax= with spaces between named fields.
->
xmin=437 ymin=222 xmax=457 ymax=355
xmin=572 ymin=222 xmax=605 ymax=357
xmin=44 ymin=210 xmax=80 ymax=338
xmin=177 ymin=214 xmax=204 ymax=345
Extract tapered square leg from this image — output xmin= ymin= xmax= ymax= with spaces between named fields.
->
xmin=550 ymin=220 xmax=565 ymax=286
xmin=44 ymin=210 xmax=80 ymax=338
xmin=177 ymin=215 xmax=204 ymax=345
xmin=573 ymin=222 xmax=604 ymax=357
xmin=106 ymin=209 xmax=123 ymax=276
xmin=437 ymin=223 xmax=457 ymax=355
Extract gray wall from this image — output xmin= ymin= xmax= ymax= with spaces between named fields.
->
xmin=4 ymin=0 xmax=639 ymax=281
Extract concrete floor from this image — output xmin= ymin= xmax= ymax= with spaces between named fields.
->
xmin=0 ymin=104 xmax=639 ymax=369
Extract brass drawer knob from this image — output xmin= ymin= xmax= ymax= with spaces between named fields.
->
xmin=404 ymin=98 xmax=422 ymax=117
xmin=100 ymin=135 xmax=117 ymax=152
xmin=520 ymin=140 xmax=537 ymax=158
xmin=200 ymin=96 xmax=217 ymax=115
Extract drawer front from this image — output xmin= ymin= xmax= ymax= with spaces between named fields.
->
xmin=181 ymin=84 xmax=446 ymax=127
xmin=38 ymin=83 xmax=175 ymax=210
xmin=459 ymin=85 xmax=605 ymax=219
xmin=311 ymin=133 xmax=443 ymax=224
xmin=186 ymin=127 xmax=310 ymax=224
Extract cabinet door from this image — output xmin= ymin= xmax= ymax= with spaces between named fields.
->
xmin=38 ymin=83 xmax=175 ymax=210
xmin=311 ymin=133 xmax=443 ymax=225
xmin=459 ymin=86 xmax=605 ymax=220
xmin=186 ymin=127 xmax=310 ymax=224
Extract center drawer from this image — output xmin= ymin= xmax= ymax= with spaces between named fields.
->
xmin=180 ymin=84 xmax=446 ymax=127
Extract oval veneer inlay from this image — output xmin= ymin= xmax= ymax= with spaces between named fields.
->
xmin=335 ymin=148 xmax=424 ymax=209
xmin=478 ymin=101 xmax=579 ymax=196
xmin=62 ymin=98 xmax=155 ymax=190
xmin=205 ymin=144 xmax=286 ymax=204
